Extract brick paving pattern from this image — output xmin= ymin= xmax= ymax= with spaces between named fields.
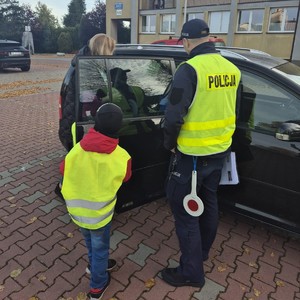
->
xmin=0 ymin=57 xmax=299 ymax=300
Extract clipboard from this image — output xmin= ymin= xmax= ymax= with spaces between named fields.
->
xmin=219 ymin=152 xmax=239 ymax=185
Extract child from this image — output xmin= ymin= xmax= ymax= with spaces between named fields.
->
xmin=60 ymin=103 xmax=132 ymax=300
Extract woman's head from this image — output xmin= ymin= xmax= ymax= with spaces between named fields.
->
xmin=88 ymin=33 xmax=116 ymax=56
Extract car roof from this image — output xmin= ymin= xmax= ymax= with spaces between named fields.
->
xmin=0 ymin=40 xmax=21 ymax=48
xmin=0 ymin=39 xmax=20 ymax=44
xmin=114 ymin=44 xmax=288 ymax=70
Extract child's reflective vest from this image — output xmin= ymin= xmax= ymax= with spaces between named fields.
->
xmin=62 ymin=143 xmax=130 ymax=229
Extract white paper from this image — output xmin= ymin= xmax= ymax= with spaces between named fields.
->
xmin=219 ymin=152 xmax=239 ymax=185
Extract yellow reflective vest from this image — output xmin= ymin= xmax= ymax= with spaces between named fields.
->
xmin=62 ymin=143 xmax=130 ymax=229
xmin=177 ymin=54 xmax=241 ymax=156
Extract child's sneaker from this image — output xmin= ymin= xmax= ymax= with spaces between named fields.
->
xmin=87 ymin=274 xmax=110 ymax=300
xmin=86 ymin=259 xmax=117 ymax=275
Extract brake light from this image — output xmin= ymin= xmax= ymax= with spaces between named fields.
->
xmin=59 ymin=95 xmax=62 ymax=120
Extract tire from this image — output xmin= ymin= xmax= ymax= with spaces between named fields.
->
xmin=21 ymin=66 xmax=30 ymax=72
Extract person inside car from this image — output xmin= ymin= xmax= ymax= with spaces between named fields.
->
xmin=107 ymin=67 xmax=158 ymax=136
xmin=109 ymin=67 xmax=140 ymax=117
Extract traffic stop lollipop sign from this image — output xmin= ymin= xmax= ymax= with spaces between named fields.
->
xmin=183 ymin=169 xmax=204 ymax=217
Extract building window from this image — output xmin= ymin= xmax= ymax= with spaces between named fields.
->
xmin=268 ymin=7 xmax=298 ymax=32
xmin=187 ymin=12 xmax=204 ymax=21
xmin=237 ymin=9 xmax=264 ymax=32
xmin=142 ymin=15 xmax=156 ymax=33
xmin=209 ymin=11 xmax=230 ymax=33
xmin=161 ymin=14 xmax=176 ymax=33
xmin=153 ymin=0 xmax=165 ymax=9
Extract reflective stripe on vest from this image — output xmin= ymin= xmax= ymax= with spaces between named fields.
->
xmin=69 ymin=204 xmax=115 ymax=225
xmin=177 ymin=54 xmax=241 ymax=156
xmin=65 ymin=195 xmax=117 ymax=209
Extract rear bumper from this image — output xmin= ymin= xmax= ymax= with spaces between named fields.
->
xmin=0 ymin=57 xmax=31 ymax=69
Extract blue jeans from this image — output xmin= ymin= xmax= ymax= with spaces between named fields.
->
xmin=166 ymin=153 xmax=224 ymax=283
xmin=80 ymin=223 xmax=111 ymax=289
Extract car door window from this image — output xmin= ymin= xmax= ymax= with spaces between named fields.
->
xmin=76 ymin=58 xmax=108 ymax=121
xmin=76 ymin=57 xmax=173 ymax=122
xmin=239 ymin=70 xmax=300 ymax=134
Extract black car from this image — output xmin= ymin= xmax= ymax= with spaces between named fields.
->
xmin=59 ymin=44 xmax=300 ymax=234
xmin=0 ymin=39 xmax=31 ymax=71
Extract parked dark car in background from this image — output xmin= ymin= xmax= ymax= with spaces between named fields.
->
xmin=59 ymin=44 xmax=300 ymax=234
xmin=0 ymin=39 xmax=31 ymax=72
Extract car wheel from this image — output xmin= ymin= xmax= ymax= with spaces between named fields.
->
xmin=21 ymin=66 xmax=30 ymax=72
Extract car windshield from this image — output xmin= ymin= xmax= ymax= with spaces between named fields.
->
xmin=273 ymin=62 xmax=300 ymax=85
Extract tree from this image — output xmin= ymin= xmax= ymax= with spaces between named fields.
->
xmin=63 ymin=0 xmax=86 ymax=27
xmin=57 ymin=31 xmax=73 ymax=53
xmin=33 ymin=2 xmax=60 ymax=53
xmin=78 ymin=1 xmax=106 ymax=46
xmin=35 ymin=1 xmax=58 ymax=28
xmin=0 ymin=0 xmax=29 ymax=41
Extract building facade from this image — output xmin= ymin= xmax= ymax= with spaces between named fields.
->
xmin=106 ymin=0 xmax=300 ymax=62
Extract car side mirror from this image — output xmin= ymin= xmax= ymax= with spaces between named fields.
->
xmin=276 ymin=121 xmax=300 ymax=141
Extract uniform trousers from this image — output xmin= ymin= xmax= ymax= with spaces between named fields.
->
xmin=166 ymin=152 xmax=224 ymax=283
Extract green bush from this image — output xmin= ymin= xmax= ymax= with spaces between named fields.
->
xmin=57 ymin=32 xmax=73 ymax=53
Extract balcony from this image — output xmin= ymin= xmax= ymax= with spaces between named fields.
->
xmin=140 ymin=0 xmax=176 ymax=10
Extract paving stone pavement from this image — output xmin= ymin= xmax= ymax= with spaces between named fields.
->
xmin=0 ymin=58 xmax=299 ymax=300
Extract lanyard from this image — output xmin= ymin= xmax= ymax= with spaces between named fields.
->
xmin=193 ymin=156 xmax=197 ymax=171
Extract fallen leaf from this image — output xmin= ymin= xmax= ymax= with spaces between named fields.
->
xmin=28 ymin=297 xmax=39 ymax=300
xmin=253 ymin=288 xmax=261 ymax=297
xmin=10 ymin=269 xmax=22 ymax=278
xmin=270 ymin=252 xmax=275 ymax=257
xmin=249 ymin=262 xmax=258 ymax=268
xmin=276 ymin=280 xmax=285 ymax=287
xmin=67 ymin=233 xmax=74 ymax=238
xmin=244 ymin=248 xmax=250 ymax=255
xmin=145 ymin=278 xmax=155 ymax=288
xmin=217 ymin=263 xmax=227 ymax=272
xmin=240 ymin=285 xmax=246 ymax=291
xmin=0 ymin=285 xmax=4 ymax=292
xmin=9 ymin=204 xmax=17 ymax=208
xmin=7 ymin=196 xmax=15 ymax=201
xmin=38 ymin=274 xmax=46 ymax=281
xmin=76 ymin=292 xmax=86 ymax=300
xmin=27 ymin=217 xmax=37 ymax=224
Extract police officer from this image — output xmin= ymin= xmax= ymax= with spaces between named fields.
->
xmin=161 ymin=19 xmax=241 ymax=288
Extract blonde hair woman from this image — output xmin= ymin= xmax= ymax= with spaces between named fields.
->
xmin=56 ymin=33 xmax=117 ymax=199
xmin=58 ymin=33 xmax=116 ymax=153
xmin=88 ymin=33 xmax=116 ymax=56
